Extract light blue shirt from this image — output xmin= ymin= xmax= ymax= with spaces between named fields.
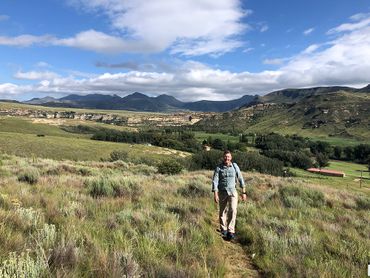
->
xmin=212 ymin=162 xmax=245 ymax=195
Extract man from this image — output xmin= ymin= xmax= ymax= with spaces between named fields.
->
xmin=212 ymin=150 xmax=247 ymax=240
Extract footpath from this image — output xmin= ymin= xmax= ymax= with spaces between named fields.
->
xmin=213 ymin=216 xmax=260 ymax=278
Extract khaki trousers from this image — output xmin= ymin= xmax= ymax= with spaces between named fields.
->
xmin=219 ymin=190 xmax=238 ymax=233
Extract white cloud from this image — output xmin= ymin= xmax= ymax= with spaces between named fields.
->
xmin=0 ymin=34 xmax=56 ymax=47
xmin=328 ymin=12 xmax=370 ymax=34
xmin=55 ymin=29 xmax=152 ymax=53
xmin=242 ymin=47 xmax=254 ymax=53
xmin=14 ymin=71 xmax=60 ymax=80
xmin=303 ymin=28 xmax=314 ymax=35
xmin=302 ymin=44 xmax=320 ymax=54
xmin=64 ymin=0 xmax=249 ymax=55
xmin=263 ymin=58 xmax=287 ymax=65
xmin=35 ymin=61 xmax=51 ymax=68
xmin=0 ymin=1 xmax=248 ymax=56
xmin=2 ymin=13 xmax=370 ymax=101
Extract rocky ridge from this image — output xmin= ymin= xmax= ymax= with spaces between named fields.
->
xmin=0 ymin=107 xmax=212 ymax=127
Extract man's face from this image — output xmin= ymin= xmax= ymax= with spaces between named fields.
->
xmin=223 ymin=153 xmax=232 ymax=165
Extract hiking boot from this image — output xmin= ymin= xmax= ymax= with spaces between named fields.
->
xmin=221 ymin=230 xmax=228 ymax=237
xmin=226 ymin=232 xmax=235 ymax=241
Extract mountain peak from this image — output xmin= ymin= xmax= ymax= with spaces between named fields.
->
xmin=128 ymin=92 xmax=148 ymax=98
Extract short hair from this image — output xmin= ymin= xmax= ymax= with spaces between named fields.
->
xmin=223 ymin=150 xmax=232 ymax=155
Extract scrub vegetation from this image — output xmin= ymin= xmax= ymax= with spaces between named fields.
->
xmin=0 ymin=154 xmax=368 ymax=277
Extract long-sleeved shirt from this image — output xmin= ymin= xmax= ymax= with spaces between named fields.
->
xmin=212 ymin=162 xmax=245 ymax=195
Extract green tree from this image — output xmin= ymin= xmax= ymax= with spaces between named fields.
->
xmin=316 ymin=153 xmax=329 ymax=169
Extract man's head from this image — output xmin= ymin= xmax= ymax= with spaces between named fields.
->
xmin=223 ymin=150 xmax=232 ymax=165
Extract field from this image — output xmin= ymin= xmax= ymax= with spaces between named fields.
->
xmin=291 ymin=160 xmax=369 ymax=195
xmin=0 ymin=117 xmax=187 ymax=161
xmin=0 ymin=112 xmax=369 ymax=277
xmin=0 ymin=155 xmax=369 ymax=277
xmin=193 ymin=131 xmax=240 ymax=143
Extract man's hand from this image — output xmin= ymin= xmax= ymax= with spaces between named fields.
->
xmin=241 ymin=193 xmax=247 ymax=202
xmin=214 ymin=192 xmax=219 ymax=204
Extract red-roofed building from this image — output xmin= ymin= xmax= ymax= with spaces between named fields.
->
xmin=307 ymin=168 xmax=345 ymax=177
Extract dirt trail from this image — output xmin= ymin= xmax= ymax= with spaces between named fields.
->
xmin=213 ymin=217 xmax=260 ymax=278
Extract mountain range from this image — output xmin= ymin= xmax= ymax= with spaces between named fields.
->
xmin=25 ymin=93 xmax=256 ymax=112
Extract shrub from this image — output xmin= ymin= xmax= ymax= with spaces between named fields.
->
xmin=111 ymin=177 xmax=140 ymax=198
xmin=78 ymin=167 xmax=92 ymax=176
xmin=315 ymin=153 xmax=329 ymax=169
xmin=190 ymin=150 xmax=285 ymax=176
xmin=48 ymin=240 xmax=79 ymax=270
xmin=157 ymin=160 xmax=183 ymax=175
xmin=355 ymin=196 xmax=370 ymax=210
xmin=17 ymin=167 xmax=40 ymax=185
xmin=85 ymin=176 xmax=141 ymax=198
xmin=110 ymin=150 xmax=129 ymax=162
xmin=190 ymin=150 xmax=223 ymax=170
xmin=36 ymin=224 xmax=57 ymax=249
xmin=85 ymin=176 xmax=114 ymax=198
xmin=279 ymin=186 xmax=325 ymax=208
xmin=0 ymin=251 xmax=48 ymax=278
xmin=108 ymin=251 xmax=141 ymax=278
xmin=178 ymin=180 xmax=209 ymax=198
xmin=262 ymin=150 xmax=313 ymax=169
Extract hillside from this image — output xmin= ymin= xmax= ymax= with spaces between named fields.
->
xmin=195 ymin=87 xmax=370 ymax=143
xmin=0 ymin=155 xmax=368 ymax=277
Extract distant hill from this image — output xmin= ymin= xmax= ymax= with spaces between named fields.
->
xmin=195 ymin=84 xmax=370 ymax=141
xmin=241 ymin=85 xmax=366 ymax=107
xmin=24 ymin=92 xmax=256 ymax=112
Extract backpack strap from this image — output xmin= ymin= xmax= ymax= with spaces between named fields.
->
xmin=232 ymin=163 xmax=239 ymax=180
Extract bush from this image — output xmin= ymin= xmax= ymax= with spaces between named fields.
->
xmin=85 ymin=176 xmax=114 ymax=198
xmin=190 ymin=150 xmax=223 ymax=170
xmin=190 ymin=150 xmax=285 ymax=176
xmin=110 ymin=150 xmax=129 ymax=162
xmin=279 ymin=186 xmax=325 ymax=208
xmin=233 ymin=152 xmax=285 ymax=176
xmin=262 ymin=150 xmax=313 ymax=169
xmin=178 ymin=180 xmax=209 ymax=198
xmin=315 ymin=153 xmax=329 ymax=169
xmin=157 ymin=160 xmax=183 ymax=175
xmin=111 ymin=177 xmax=140 ymax=198
xmin=78 ymin=167 xmax=92 ymax=176
xmin=17 ymin=167 xmax=40 ymax=185
xmin=355 ymin=196 xmax=370 ymax=210
xmin=85 ymin=176 xmax=141 ymax=198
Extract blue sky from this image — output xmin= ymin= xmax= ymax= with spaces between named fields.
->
xmin=0 ymin=0 xmax=369 ymax=101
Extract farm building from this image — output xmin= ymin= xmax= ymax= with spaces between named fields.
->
xmin=307 ymin=168 xmax=345 ymax=177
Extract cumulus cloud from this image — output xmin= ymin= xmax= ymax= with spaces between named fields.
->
xmin=63 ymin=0 xmax=249 ymax=55
xmin=0 ymin=34 xmax=56 ymax=47
xmin=2 ymin=13 xmax=370 ymax=101
xmin=0 ymin=1 xmax=248 ymax=55
xmin=14 ymin=70 xmax=60 ymax=80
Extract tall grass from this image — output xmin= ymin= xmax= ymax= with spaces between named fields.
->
xmin=0 ymin=154 xmax=368 ymax=277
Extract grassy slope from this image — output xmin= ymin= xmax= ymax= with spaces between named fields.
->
xmin=0 ymin=117 xmax=187 ymax=161
xmin=195 ymin=91 xmax=370 ymax=146
xmin=291 ymin=160 xmax=369 ymax=195
xmin=193 ymin=131 xmax=239 ymax=143
xmin=0 ymin=155 xmax=368 ymax=277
